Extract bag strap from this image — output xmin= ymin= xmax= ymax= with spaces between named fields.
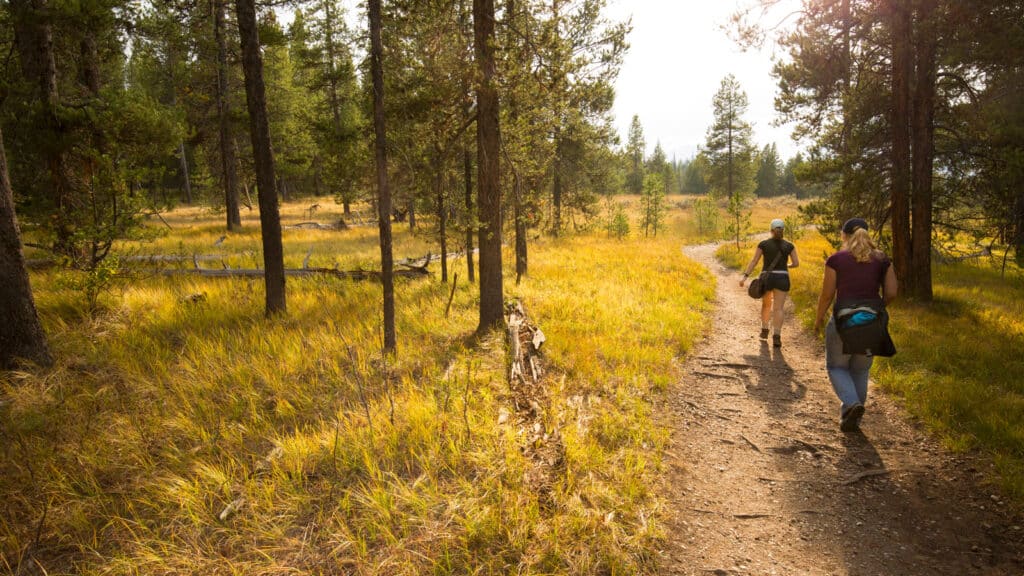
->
xmin=764 ymin=244 xmax=784 ymax=272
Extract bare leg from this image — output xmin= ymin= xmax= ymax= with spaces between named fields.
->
xmin=760 ymin=292 xmax=773 ymax=329
xmin=771 ymin=289 xmax=788 ymax=334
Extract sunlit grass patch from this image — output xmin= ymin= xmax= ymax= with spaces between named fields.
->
xmin=3 ymin=198 xmax=717 ymax=574
xmin=512 ymin=232 xmax=713 ymax=569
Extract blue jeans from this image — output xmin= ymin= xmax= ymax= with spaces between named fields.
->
xmin=825 ymin=318 xmax=873 ymax=415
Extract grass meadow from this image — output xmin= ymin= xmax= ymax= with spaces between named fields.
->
xmin=2 ymin=197 xmax=713 ymax=574
xmin=7 ymin=194 xmax=1023 ymax=574
xmin=718 ymin=227 xmax=1024 ymax=502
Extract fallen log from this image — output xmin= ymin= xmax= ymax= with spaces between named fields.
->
xmin=158 ymin=265 xmax=429 ymax=281
xmin=282 ymin=220 xmax=348 ymax=231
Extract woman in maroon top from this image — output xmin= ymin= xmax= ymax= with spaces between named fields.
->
xmin=814 ymin=218 xmax=898 ymax=432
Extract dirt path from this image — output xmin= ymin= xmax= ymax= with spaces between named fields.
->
xmin=659 ymin=244 xmax=1024 ymax=575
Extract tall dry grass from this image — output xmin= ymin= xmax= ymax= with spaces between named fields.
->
xmin=2 ymin=196 xmax=715 ymax=574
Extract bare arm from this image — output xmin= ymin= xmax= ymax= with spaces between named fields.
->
xmin=739 ymin=247 xmax=764 ymax=287
xmin=788 ymin=246 xmax=800 ymax=269
xmin=883 ymin=265 xmax=898 ymax=304
xmin=814 ymin=265 xmax=837 ymax=334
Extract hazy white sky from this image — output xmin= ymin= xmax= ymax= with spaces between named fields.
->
xmin=323 ymin=0 xmax=799 ymax=162
xmin=604 ymin=0 xmax=800 ymax=162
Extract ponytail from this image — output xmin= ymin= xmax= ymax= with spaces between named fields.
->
xmin=847 ymin=228 xmax=882 ymax=262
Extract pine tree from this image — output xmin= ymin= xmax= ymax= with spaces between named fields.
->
xmin=704 ymin=74 xmax=755 ymax=247
xmin=640 ymin=173 xmax=666 ymax=237
xmin=626 ymin=115 xmax=645 ymax=194
xmin=754 ymin=143 xmax=781 ymax=198
xmin=368 ymin=0 xmax=396 ymax=352
xmin=235 ymin=0 xmax=287 ymax=315
xmin=474 ymin=0 xmax=503 ymax=333
xmin=0 ymin=124 xmax=52 ymax=368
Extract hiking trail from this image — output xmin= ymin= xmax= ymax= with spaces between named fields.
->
xmin=658 ymin=243 xmax=1024 ymax=575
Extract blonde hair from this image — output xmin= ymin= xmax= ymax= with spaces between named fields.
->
xmin=846 ymin=228 xmax=883 ymax=263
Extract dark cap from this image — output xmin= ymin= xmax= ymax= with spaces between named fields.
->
xmin=842 ymin=218 xmax=869 ymax=234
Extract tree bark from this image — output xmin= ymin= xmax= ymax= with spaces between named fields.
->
xmin=178 ymin=141 xmax=193 ymax=204
xmin=514 ymin=165 xmax=527 ymax=283
xmin=552 ymin=133 xmax=562 ymax=237
xmin=437 ymin=163 xmax=448 ymax=283
xmin=215 ymin=0 xmax=242 ymax=230
xmin=474 ymin=0 xmax=504 ymax=333
xmin=11 ymin=0 xmax=74 ymax=260
xmin=235 ymin=0 xmax=286 ymax=315
xmin=368 ymin=0 xmax=396 ymax=353
xmin=910 ymin=0 xmax=937 ymax=301
xmin=889 ymin=0 xmax=913 ymax=295
xmin=464 ymin=145 xmax=475 ymax=283
xmin=1014 ymin=193 xmax=1024 ymax=268
xmin=0 ymin=125 xmax=53 ymax=368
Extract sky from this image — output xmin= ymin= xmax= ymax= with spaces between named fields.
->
xmin=303 ymin=0 xmax=800 ymax=162
xmin=603 ymin=0 xmax=801 ymax=162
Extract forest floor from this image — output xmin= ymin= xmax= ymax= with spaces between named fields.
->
xmin=658 ymin=243 xmax=1024 ymax=575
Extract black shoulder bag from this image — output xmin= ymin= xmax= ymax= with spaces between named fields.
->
xmin=747 ymin=243 xmax=784 ymax=299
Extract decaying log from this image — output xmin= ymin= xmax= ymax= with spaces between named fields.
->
xmin=281 ymin=220 xmax=348 ymax=231
xmin=503 ymin=300 xmax=562 ymax=508
xmin=507 ymin=301 xmax=545 ymax=385
xmin=158 ymin=266 xmax=428 ymax=280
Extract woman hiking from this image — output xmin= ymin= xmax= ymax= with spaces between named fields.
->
xmin=813 ymin=218 xmax=899 ymax=432
xmin=739 ymin=218 xmax=799 ymax=348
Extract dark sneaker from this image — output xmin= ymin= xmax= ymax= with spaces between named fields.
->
xmin=760 ymin=328 xmax=770 ymax=339
xmin=772 ymin=334 xmax=782 ymax=348
xmin=840 ymin=403 xmax=865 ymax=432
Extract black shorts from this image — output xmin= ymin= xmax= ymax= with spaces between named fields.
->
xmin=764 ymin=273 xmax=791 ymax=292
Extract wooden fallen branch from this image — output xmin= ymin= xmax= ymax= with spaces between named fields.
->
xmin=706 ymin=362 xmax=756 ymax=370
xmin=696 ymin=371 xmax=743 ymax=381
xmin=840 ymin=468 xmax=891 ymax=486
xmin=282 ymin=220 xmax=348 ymax=231
xmin=158 ymin=266 xmax=429 ymax=280
xmin=396 ymin=248 xmax=479 ymax=269
xmin=740 ymin=434 xmax=762 ymax=453
xmin=126 ymin=254 xmax=227 ymax=263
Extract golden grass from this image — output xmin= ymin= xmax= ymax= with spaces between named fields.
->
xmin=2 ymin=197 xmax=715 ymax=574
xmin=718 ymin=229 xmax=1024 ymax=503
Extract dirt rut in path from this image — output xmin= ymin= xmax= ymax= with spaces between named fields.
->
xmin=658 ymin=244 xmax=1024 ymax=575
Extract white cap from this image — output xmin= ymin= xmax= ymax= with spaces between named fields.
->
xmin=770 ymin=218 xmax=785 ymax=230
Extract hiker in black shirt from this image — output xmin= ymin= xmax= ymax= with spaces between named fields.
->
xmin=740 ymin=218 xmax=800 ymax=348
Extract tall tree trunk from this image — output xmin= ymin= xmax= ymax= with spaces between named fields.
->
xmin=552 ymin=133 xmax=562 ymax=236
xmin=323 ymin=0 xmax=344 ymax=135
xmin=178 ymin=142 xmax=193 ymax=204
xmin=235 ymin=0 xmax=286 ymax=315
xmin=313 ymin=156 xmax=322 ymax=196
xmin=889 ymin=0 xmax=913 ymax=295
xmin=464 ymin=145 xmax=475 ymax=283
xmin=839 ymin=0 xmax=853 ymax=196
xmin=11 ymin=0 xmax=74 ymax=260
xmin=437 ymin=170 xmax=448 ymax=283
xmin=474 ymin=0 xmax=503 ymax=333
xmin=513 ymin=168 xmax=527 ymax=284
xmin=0 ymin=125 xmax=53 ymax=368
xmin=215 ymin=0 xmax=242 ymax=230
xmin=278 ymin=176 xmax=288 ymax=201
xmin=1014 ymin=192 xmax=1024 ymax=268
xmin=368 ymin=0 xmax=396 ymax=352
xmin=910 ymin=0 xmax=937 ymax=301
